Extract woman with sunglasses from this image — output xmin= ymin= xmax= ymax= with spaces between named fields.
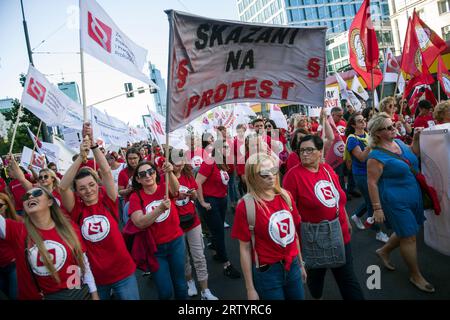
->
xmin=128 ymin=161 xmax=187 ymax=300
xmin=168 ymin=149 xmax=218 ymax=300
xmin=118 ymin=148 xmax=142 ymax=210
xmin=232 ymin=153 xmax=306 ymax=300
xmin=196 ymin=141 xmax=241 ymax=279
xmin=380 ymin=96 xmax=412 ymax=135
xmin=367 ymin=113 xmax=434 ymax=293
xmin=0 ymin=187 xmax=99 ymax=300
xmin=283 ymin=135 xmax=364 ymax=300
xmin=60 ymin=123 xmax=139 ymax=300
xmin=0 ymin=193 xmax=20 ymax=299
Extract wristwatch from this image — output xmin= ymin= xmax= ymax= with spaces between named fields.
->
xmin=90 ymin=144 xmax=99 ymax=150
xmin=300 ymin=260 xmax=306 ymax=267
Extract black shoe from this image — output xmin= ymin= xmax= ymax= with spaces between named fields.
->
xmin=207 ymin=242 xmax=216 ymax=251
xmin=349 ymin=190 xmax=362 ymax=198
xmin=224 ymin=264 xmax=241 ymax=279
xmin=213 ymin=254 xmax=222 ymax=262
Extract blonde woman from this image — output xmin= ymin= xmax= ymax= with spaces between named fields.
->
xmin=367 ymin=113 xmax=434 ymax=293
xmin=231 ymin=153 xmax=306 ymax=300
xmin=433 ymin=100 xmax=450 ymax=124
xmin=0 ymin=187 xmax=98 ymax=299
xmin=380 ymin=96 xmax=412 ymax=134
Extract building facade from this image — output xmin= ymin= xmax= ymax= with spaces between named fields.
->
xmin=0 ymin=98 xmax=14 ymax=113
xmin=389 ymin=0 xmax=450 ymax=55
xmin=149 ymin=64 xmax=167 ymax=118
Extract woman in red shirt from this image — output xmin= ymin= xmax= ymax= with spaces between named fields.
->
xmin=196 ymin=141 xmax=241 ymax=279
xmin=60 ymin=123 xmax=139 ymax=300
xmin=0 ymin=192 xmax=20 ymax=299
xmin=0 ymin=187 xmax=98 ymax=300
xmin=283 ymin=135 xmax=364 ymax=300
xmin=118 ymin=148 xmax=142 ymax=205
xmin=232 ymin=153 xmax=306 ymax=300
xmin=128 ymin=161 xmax=187 ymax=300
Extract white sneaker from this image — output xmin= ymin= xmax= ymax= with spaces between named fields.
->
xmin=376 ymin=232 xmax=389 ymax=243
xmin=351 ymin=215 xmax=365 ymax=230
xmin=187 ymin=280 xmax=198 ymax=297
xmin=201 ymin=289 xmax=219 ymax=300
xmin=224 ymin=222 xmax=230 ymax=228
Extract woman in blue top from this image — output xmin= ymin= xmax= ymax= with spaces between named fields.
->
xmin=367 ymin=113 xmax=434 ymax=293
xmin=345 ymin=112 xmax=389 ymax=243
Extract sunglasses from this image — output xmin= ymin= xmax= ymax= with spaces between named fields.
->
xmin=379 ymin=125 xmax=395 ymax=132
xmin=265 ymin=125 xmax=272 ymax=128
xmin=137 ymin=168 xmax=155 ymax=178
xmin=356 ymin=119 xmax=366 ymax=123
xmin=299 ymin=147 xmax=317 ymax=155
xmin=38 ymin=174 xmax=50 ymax=181
xmin=22 ymin=189 xmax=44 ymax=202
xmin=259 ymin=167 xmax=279 ymax=178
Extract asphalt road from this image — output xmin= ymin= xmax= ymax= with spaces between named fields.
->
xmin=136 ymin=196 xmax=450 ymax=300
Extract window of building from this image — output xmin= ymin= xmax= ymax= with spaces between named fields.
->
xmin=442 ymin=25 xmax=450 ymax=41
xmin=279 ymin=12 xmax=285 ymax=24
xmin=339 ymin=43 xmax=348 ymax=57
xmin=344 ymin=5 xmax=353 ymax=16
xmin=277 ymin=0 xmax=283 ymax=9
xmin=239 ymin=2 xmax=244 ymax=13
xmin=326 ymin=50 xmax=333 ymax=62
xmin=438 ymin=0 xmax=450 ymax=14
xmin=332 ymin=46 xmax=340 ymax=59
xmin=383 ymin=32 xmax=393 ymax=45
xmin=255 ymin=0 xmax=261 ymax=12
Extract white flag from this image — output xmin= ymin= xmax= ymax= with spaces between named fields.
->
xmin=91 ymin=106 xmax=129 ymax=147
xmin=269 ymin=104 xmax=288 ymax=130
xmin=20 ymin=146 xmax=46 ymax=172
xmin=351 ymin=75 xmax=369 ymax=101
xmin=144 ymin=111 xmax=166 ymax=146
xmin=80 ymin=0 xmax=157 ymax=88
xmin=335 ymin=73 xmax=349 ymax=100
xmin=166 ymin=10 xmax=326 ymax=131
xmin=21 ymin=65 xmax=84 ymax=129
xmin=52 ymin=136 xmax=77 ymax=174
xmin=347 ymin=91 xmax=362 ymax=112
xmin=383 ymin=48 xmax=400 ymax=83
xmin=374 ymin=89 xmax=379 ymax=110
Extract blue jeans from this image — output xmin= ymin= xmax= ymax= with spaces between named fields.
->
xmin=197 ymin=196 xmax=229 ymax=262
xmin=253 ymin=257 xmax=305 ymax=300
xmin=353 ymin=174 xmax=380 ymax=232
xmin=153 ymin=235 xmax=188 ymax=300
xmin=122 ymin=201 xmax=130 ymax=225
xmin=227 ymin=172 xmax=238 ymax=205
xmin=97 ymin=274 xmax=140 ymax=300
xmin=0 ymin=263 xmax=18 ymax=300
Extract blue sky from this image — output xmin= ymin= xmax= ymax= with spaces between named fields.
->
xmin=0 ymin=0 xmax=239 ymax=126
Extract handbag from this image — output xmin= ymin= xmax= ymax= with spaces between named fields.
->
xmin=179 ymin=213 xmax=195 ymax=230
xmin=300 ymin=167 xmax=346 ymax=269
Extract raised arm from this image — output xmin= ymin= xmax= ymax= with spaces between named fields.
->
xmin=7 ymin=155 xmax=33 ymax=191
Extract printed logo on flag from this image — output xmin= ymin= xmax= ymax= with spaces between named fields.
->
xmin=415 ymin=27 xmax=432 ymax=50
xmin=81 ymin=215 xmax=111 ymax=242
xmin=29 ymin=240 xmax=67 ymax=276
xmin=314 ymin=180 xmax=339 ymax=208
xmin=27 ymin=78 xmax=46 ymax=103
xmin=146 ymin=200 xmax=170 ymax=223
xmin=386 ymin=52 xmax=400 ymax=72
xmin=350 ymin=29 xmax=366 ymax=69
xmin=268 ymin=210 xmax=295 ymax=247
xmin=414 ymin=49 xmax=423 ymax=72
xmin=88 ymin=11 xmax=112 ymax=53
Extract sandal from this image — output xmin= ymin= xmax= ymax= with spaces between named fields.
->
xmin=375 ymin=249 xmax=396 ymax=271
xmin=409 ymin=278 xmax=435 ymax=293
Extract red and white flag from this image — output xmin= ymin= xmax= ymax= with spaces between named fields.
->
xmin=144 ymin=110 xmax=166 ymax=146
xmin=27 ymin=127 xmax=43 ymax=149
xmin=437 ymin=55 xmax=450 ymax=98
xmin=269 ymin=104 xmax=288 ymax=130
xmin=383 ymin=48 xmax=401 ymax=83
xmin=325 ymin=117 xmax=344 ymax=169
xmin=79 ymin=0 xmax=157 ymax=88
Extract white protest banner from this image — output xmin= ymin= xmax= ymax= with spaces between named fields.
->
xmin=62 ymin=127 xmax=83 ymax=152
xmin=80 ymin=0 xmax=157 ymax=88
xmin=351 ymin=75 xmax=369 ymax=101
xmin=53 ymin=136 xmax=77 ymax=174
xmin=335 ymin=73 xmax=349 ymax=100
xmin=347 ymin=91 xmax=362 ymax=111
xmin=20 ymin=146 xmax=46 ymax=172
xmin=21 ymin=66 xmax=84 ymax=129
xmin=325 ymin=86 xmax=340 ymax=109
xmin=308 ymin=105 xmax=322 ymax=118
xmin=40 ymin=142 xmax=60 ymax=165
xmin=166 ymin=10 xmax=326 ymax=131
xmin=269 ymin=104 xmax=288 ymax=130
xmin=91 ymin=106 xmax=129 ymax=147
xmin=144 ymin=111 xmax=166 ymax=146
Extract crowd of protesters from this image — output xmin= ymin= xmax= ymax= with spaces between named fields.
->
xmin=0 ymin=97 xmax=448 ymax=300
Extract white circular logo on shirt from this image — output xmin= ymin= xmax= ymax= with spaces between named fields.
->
xmin=81 ymin=215 xmax=111 ymax=242
xmin=220 ymin=170 xmax=229 ymax=186
xmin=337 ymin=125 xmax=346 ymax=136
xmin=268 ymin=210 xmax=295 ymax=248
xmin=333 ymin=140 xmax=345 ymax=157
xmin=191 ymin=156 xmax=203 ymax=168
xmin=28 ymin=240 xmax=67 ymax=276
xmin=427 ymin=120 xmax=435 ymax=127
xmin=176 ymin=185 xmax=190 ymax=207
xmin=146 ymin=200 xmax=170 ymax=223
xmin=314 ymin=180 xmax=340 ymax=208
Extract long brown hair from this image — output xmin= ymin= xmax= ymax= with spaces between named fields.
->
xmin=24 ymin=187 xmax=85 ymax=283
xmin=0 ymin=192 xmax=19 ymax=221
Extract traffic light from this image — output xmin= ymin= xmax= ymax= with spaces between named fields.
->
xmin=137 ymin=86 xmax=145 ymax=94
xmin=124 ymin=82 xmax=134 ymax=97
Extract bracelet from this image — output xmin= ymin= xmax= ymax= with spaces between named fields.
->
xmin=372 ymin=202 xmax=381 ymax=206
xmin=90 ymin=144 xmax=99 ymax=150
xmin=374 ymin=208 xmax=383 ymax=212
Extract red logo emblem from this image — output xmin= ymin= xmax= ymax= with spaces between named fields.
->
xmin=320 ymin=185 xmax=334 ymax=200
xmin=88 ymin=11 xmax=112 ymax=53
xmin=277 ymin=218 xmax=290 ymax=238
xmin=88 ymin=221 xmax=103 ymax=235
xmin=27 ymin=78 xmax=46 ymax=103
xmin=37 ymin=248 xmax=56 ymax=267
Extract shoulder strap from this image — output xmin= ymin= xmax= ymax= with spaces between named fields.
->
xmin=242 ymin=193 xmax=259 ymax=268
xmin=372 ymin=146 xmax=417 ymax=175
xmin=322 ymin=166 xmax=340 ymax=218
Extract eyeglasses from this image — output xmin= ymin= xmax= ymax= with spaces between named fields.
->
xmin=265 ymin=125 xmax=272 ymax=128
xmin=259 ymin=167 xmax=279 ymax=178
xmin=38 ymin=175 xmax=49 ymax=181
xmin=379 ymin=125 xmax=395 ymax=132
xmin=137 ymin=168 xmax=155 ymax=178
xmin=299 ymin=147 xmax=318 ymax=155
xmin=22 ymin=189 xmax=44 ymax=202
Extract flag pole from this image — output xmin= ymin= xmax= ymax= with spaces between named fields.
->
xmin=393 ymin=72 xmax=401 ymax=97
xmin=371 ymin=69 xmax=375 ymax=113
xmin=79 ymin=0 xmax=88 ymax=162
xmin=30 ymin=120 xmax=43 ymax=164
xmin=438 ymin=79 xmax=441 ymax=103
xmin=8 ymin=105 xmax=23 ymax=155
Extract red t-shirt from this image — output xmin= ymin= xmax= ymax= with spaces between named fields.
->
xmin=198 ymin=161 xmax=229 ymax=198
xmin=231 ymin=193 xmax=301 ymax=270
xmin=80 ymin=159 xmax=98 ymax=171
xmin=283 ymin=163 xmax=351 ymax=244
xmin=234 ymin=137 xmax=246 ymax=176
xmin=286 ymin=152 xmax=300 ymax=172
xmin=413 ymin=114 xmax=435 ymax=128
xmin=4 ymin=219 xmax=86 ymax=300
xmin=0 ymin=234 xmax=15 ymax=267
xmin=128 ymin=186 xmax=183 ymax=245
xmin=71 ymin=187 xmax=136 ymax=285
xmin=10 ymin=174 xmax=32 ymax=211
xmin=174 ymin=175 xmax=201 ymax=232
xmin=118 ymin=168 xmax=134 ymax=202
xmin=56 ymin=172 xmax=64 ymax=180
xmin=0 ymin=177 xmax=6 ymax=193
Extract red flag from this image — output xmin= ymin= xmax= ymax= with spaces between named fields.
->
xmin=348 ymin=0 xmax=383 ymax=90
xmin=412 ymin=11 xmax=447 ymax=68
xmin=437 ymin=55 xmax=450 ymax=98
xmin=27 ymin=127 xmax=43 ymax=149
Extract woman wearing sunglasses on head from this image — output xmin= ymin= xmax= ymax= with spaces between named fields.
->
xmin=0 ymin=187 xmax=99 ymax=300
xmin=59 ymin=123 xmax=139 ymax=300
xmin=367 ymin=113 xmax=434 ymax=293
xmin=128 ymin=160 xmax=188 ymax=300
xmin=232 ymin=153 xmax=306 ymax=300
xmin=283 ymin=135 xmax=364 ymax=300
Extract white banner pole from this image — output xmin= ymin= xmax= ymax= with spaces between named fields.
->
xmin=8 ymin=105 xmax=23 ymax=155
